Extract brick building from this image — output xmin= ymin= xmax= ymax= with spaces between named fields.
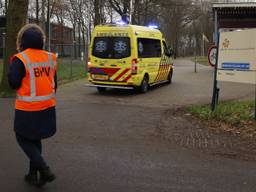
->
xmin=0 ymin=16 xmax=74 ymax=57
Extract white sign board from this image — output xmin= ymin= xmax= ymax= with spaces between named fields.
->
xmin=217 ymin=29 xmax=256 ymax=84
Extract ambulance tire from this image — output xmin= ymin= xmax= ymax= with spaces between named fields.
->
xmin=139 ymin=75 xmax=149 ymax=93
xmin=167 ymin=69 xmax=173 ymax=84
xmin=97 ymin=87 xmax=106 ymax=93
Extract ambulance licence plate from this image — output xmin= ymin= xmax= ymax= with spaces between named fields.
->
xmin=93 ymin=74 xmax=109 ymax=80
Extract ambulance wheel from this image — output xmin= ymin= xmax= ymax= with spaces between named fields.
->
xmin=97 ymin=87 xmax=106 ymax=93
xmin=139 ymin=75 xmax=149 ymax=93
xmin=167 ymin=69 xmax=173 ymax=84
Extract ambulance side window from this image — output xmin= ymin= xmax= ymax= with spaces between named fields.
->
xmin=137 ymin=38 xmax=161 ymax=58
xmin=163 ymin=41 xmax=168 ymax=55
xmin=163 ymin=40 xmax=173 ymax=57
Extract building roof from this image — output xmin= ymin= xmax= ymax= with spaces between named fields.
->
xmin=213 ymin=3 xmax=256 ymax=9
xmin=212 ymin=2 xmax=256 ymax=31
xmin=213 ymin=3 xmax=256 ymax=19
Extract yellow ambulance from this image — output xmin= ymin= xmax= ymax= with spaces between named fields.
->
xmin=87 ymin=23 xmax=174 ymax=93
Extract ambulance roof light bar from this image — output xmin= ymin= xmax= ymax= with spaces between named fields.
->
xmin=148 ymin=25 xmax=158 ymax=29
xmin=116 ymin=20 xmax=127 ymax=25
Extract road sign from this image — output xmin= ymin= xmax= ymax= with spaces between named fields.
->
xmin=208 ymin=45 xmax=217 ymax=67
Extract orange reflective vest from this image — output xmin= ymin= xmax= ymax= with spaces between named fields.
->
xmin=15 ymin=48 xmax=57 ymax=111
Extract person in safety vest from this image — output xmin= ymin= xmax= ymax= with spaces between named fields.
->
xmin=8 ymin=24 xmax=57 ymax=187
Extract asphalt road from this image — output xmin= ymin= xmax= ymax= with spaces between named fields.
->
xmin=0 ymin=59 xmax=255 ymax=192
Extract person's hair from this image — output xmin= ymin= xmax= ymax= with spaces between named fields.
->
xmin=16 ymin=24 xmax=45 ymax=52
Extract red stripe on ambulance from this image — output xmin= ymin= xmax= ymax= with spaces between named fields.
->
xmin=114 ymin=68 xmax=130 ymax=81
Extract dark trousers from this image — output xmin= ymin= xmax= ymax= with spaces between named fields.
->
xmin=16 ymin=133 xmax=46 ymax=169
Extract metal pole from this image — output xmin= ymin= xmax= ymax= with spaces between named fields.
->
xmin=3 ymin=32 xmax=5 ymax=50
xmin=70 ymin=60 xmax=73 ymax=79
xmin=202 ymin=34 xmax=204 ymax=56
xmin=211 ymin=32 xmax=220 ymax=111
xmin=194 ymin=52 xmax=197 ymax=73
xmin=254 ymin=83 xmax=256 ymax=120
xmin=47 ymin=0 xmax=51 ymax=51
xmin=2 ymin=32 xmax=5 ymax=61
xmin=211 ymin=9 xmax=219 ymax=111
xmin=194 ymin=37 xmax=197 ymax=73
xmin=214 ymin=9 xmax=218 ymax=45
xmin=194 ymin=38 xmax=197 ymax=73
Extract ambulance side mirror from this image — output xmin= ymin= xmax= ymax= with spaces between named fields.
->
xmin=165 ymin=47 xmax=173 ymax=57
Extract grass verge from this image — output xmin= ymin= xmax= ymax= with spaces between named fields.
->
xmin=0 ymin=58 xmax=87 ymax=97
xmin=186 ymin=100 xmax=255 ymax=125
xmin=57 ymin=58 xmax=87 ymax=84
xmin=0 ymin=58 xmax=87 ymax=84
xmin=188 ymin=56 xmax=209 ymax=66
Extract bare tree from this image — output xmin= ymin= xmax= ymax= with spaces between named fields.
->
xmin=0 ymin=0 xmax=3 ymax=11
xmin=0 ymin=0 xmax=29 ymax=96
xmin=108 ymin=0 xmax=130 ymax=22
xmin=27 ymin=0 xmax=39 ymax=23
xmin=51 ymin=0 xmax=67 ymax=55
xmin=94 ymin=0 xmax=101 ymax=25
xmin=0 ymin=0 xmax=8 ymax=15
xmin=158 ymin=0 xmax=201 ymax=56
xmin=68 ymin=0 xmax=94 ymax=62
xmin=93 ymin=0 xmax=105 ymax=25
xmin=175 ymin=0 xmax=213 ymax=56
xmin=41 ymin=0 xmax=46 ymax=29
xmin=36 ymin=0 xmax=39 ymax=23
xmin=68 ymin=0 xmax=79 ymax=57
xmin=25 ymin=0 xmax=213 ymax=59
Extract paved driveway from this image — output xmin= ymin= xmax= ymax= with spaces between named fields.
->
xmin=0 ymin=59 xmax=255 ymax=192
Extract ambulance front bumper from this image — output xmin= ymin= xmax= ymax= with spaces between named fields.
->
xmin=84 ymin=84 xmax=134 ymax=90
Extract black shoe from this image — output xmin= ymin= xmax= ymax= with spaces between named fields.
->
xmin=24 ymin=163 xmax=38 ymax=185
xmin=37 ymin=166 xmax=56 ymax=187
xmin=24 ymin=172 xmax=38 ymax=185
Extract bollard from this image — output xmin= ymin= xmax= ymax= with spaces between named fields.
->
xmin=81 ymin=51 xmax=84 ymax=61
xmin=194 ymin=55 xmax=197 ymax=73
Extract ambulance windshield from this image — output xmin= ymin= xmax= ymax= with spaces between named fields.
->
xmin=92 ymin=37 xmax=131 ymax=59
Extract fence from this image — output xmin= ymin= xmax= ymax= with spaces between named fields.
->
xmin=0 ymin=28 xmax=5 ymax=58
xmin=57 ymin=56 xmax=87 ymax=84
xmin=0 ymin=37 xmax=88 ymax=59
xmin=0 ymin=41 xmax=88 ymax=83
xmin=52 ymin=44 xmax=88 ymax=83
xmin=51 ymin=44 xmax=88 ymax=59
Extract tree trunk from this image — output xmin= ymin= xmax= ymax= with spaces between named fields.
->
xmin=94 ymin=0 xmax=101 ymax=25
xmin=78 ymin=19 xmax=81 ymax=58
xmin=36 ymin=0 xmax=39 ymax=23
xmin=41 ymin=0 xmax=46 ymax=31
xmin=72 ymin=23 xmax=77 ymax=59
xmin=132 ymin=0 xmax=140 ymax=25
xmin=82 ymin=27 xmax=86 ymax=60
xmin=0 ymin=0 xmax=29 ymax=97
xmin=4 ymin=0 xmax=8 ymax=15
